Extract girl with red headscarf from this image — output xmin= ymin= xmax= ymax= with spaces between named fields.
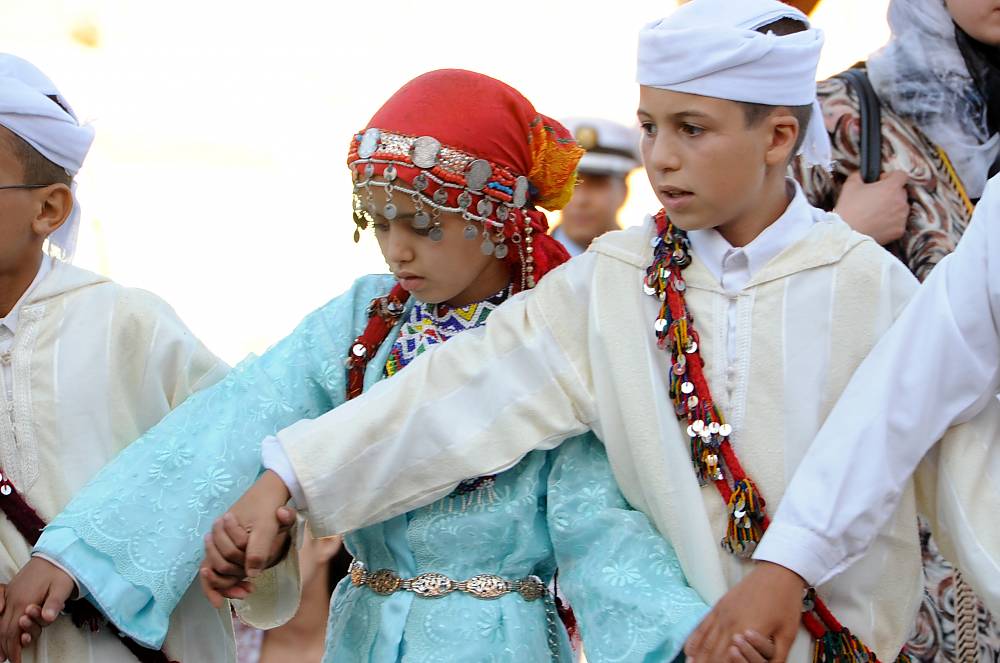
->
xmin=10 ymin=70 xmax=717 ymax=663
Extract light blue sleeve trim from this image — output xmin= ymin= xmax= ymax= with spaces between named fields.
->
xmin=33 ymin=274 xmax=399 ymax=647
xmin=36 ymin=528 xmax=163 ymax=649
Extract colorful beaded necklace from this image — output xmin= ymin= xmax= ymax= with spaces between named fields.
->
xmin=384 ymin=287 xmax=511 ymax=377
xmin=646 ymin=209 xmax=910 ymax=663
xmin=347 ymin=284 xmax=511 ymax=509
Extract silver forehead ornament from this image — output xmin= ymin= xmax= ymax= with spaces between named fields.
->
xmin=411 ymin=136 xmax=441 ymax=169
xmin=358 ymin=128 xmax=381 ymax=159
xmin=465 ymin=159 xmax=493 ymax=192
xmin=512 ymin=176 xmax=529 ymax=207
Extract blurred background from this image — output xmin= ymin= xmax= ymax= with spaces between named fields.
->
xmin=1 ymin=0 xmax=890 ymax=363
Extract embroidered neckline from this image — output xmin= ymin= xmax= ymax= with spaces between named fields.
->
xmin=384 ymin=286 xmax=511 ymax=377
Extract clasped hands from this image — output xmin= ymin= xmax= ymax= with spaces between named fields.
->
xmin=198 ymin=469 xmax=297 ymax=609
xmin=0 ymin=471 xmax=294 ymax=663
xmin=0 ymin=556 xmax=76 ymax=663
xmin=0 ymin=470 xmax=806 ymax=663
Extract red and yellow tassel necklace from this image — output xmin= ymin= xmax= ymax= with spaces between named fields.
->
xmin=646 ymin=210 xmax=909 ymax=663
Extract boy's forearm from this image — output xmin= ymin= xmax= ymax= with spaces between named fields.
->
xmin=277 ymin=269 xmax=596 ymax=537
xmin=757 ymin=195 xmax=1000 ymax=584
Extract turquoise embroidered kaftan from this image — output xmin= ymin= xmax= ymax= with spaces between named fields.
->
xmin=34 ymin=274 xmax=707 ymax=662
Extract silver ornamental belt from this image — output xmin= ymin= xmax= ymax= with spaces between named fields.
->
xmin=349 ymin=560 xmax=546 ymax=601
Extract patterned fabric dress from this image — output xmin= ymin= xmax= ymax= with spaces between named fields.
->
xmin=325 ymin=287 xmax=710 ymax=663
xmin=793 ymin=74 xmax=1000 ymax=663
xmin=793 ymin=75 xmax=973 ymax=282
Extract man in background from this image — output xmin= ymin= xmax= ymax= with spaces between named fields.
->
xmin=552 ymin=117 xmax=639 ymax=256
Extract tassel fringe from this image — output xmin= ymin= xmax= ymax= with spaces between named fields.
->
xmin=721 ymin=479 xmax=766 ymax=557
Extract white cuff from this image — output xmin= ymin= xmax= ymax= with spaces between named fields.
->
xmin=261 ymin=435 xmax=307 ymax=509
xmin=751 ymin=523 xmax=847 ymax=587
xmin=31 ymin=552 xmax=88 ymax=599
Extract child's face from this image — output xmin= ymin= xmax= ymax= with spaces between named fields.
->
xmin=637 ymin=86 xmax=790 ymax=237
xmin=947 ymin=0 xmax=1000 ymax=46
xmin=371 ymin=190 xmax=511 ymax=307
xmin=0 ymin=133 xmax=40 ymax=272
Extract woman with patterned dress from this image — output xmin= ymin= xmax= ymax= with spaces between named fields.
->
xmin=793 ymin=0 xmax=1000 ymax=659
xmin=23 ymin=70 xmax=716 ymax=663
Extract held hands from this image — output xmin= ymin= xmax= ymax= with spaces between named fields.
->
xmin=834 ymin=171 xmax=910 ymax=246
xmin=0 ymin=557 xmax=77 ymax=663
xmin=199 ymin=470 xmax=296 ymax=608
xmin=0 ymin=471 xmax=296 ymax=662
xmin=684 ymin=561 xmax=806 ymax=663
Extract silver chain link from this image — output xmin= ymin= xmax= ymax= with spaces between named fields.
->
xmin=543 ymin=591 xmax=562 ymax=662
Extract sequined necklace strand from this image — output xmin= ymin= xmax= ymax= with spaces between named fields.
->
xmin=645 ymin=210 xmax=910 ymax=663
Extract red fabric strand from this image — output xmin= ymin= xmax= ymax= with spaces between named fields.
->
xmin=652 ymin=210 xmax=887 ymax=662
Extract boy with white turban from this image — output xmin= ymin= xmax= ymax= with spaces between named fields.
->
xmin=204 ymin=3 xmax=978 ymax=660
xmin=687 ymin=179 xmax=1000 ymax=662
xmin=0 ymin=54 xmax=293 ymax=663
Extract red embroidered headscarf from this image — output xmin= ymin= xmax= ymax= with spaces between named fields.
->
xmin=348 ymin=69 xmax=582 ymax=292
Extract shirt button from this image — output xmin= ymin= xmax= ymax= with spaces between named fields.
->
xmin=0 ymin=352 xmax=10 ymax=365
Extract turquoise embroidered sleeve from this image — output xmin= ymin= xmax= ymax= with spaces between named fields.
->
xmin=34 ymin=274 xmax=396 ymax=649
xmin=547 ymin=435 xmax=708 ymax=663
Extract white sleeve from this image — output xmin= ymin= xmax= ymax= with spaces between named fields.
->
xmin=274 ymin=254 xmax=600 ymax=536
xmin=755 ymin=176 xmax=1000 ymax=586
xmin=260 ymin=436 xmax=307 ymax=508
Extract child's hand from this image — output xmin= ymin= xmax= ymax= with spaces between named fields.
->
xmin=726 ymin=630 xmax=776 ymax=662
xmin=0 ymin=557 xmax=76 ymax=663
xmin=684 ymin=561 xmax=804 ymax=663
xmin=199 ymin=470 xmax=294 ymax=608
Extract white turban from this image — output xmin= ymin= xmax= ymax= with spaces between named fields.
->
xmin=637 ymin=0 xmax=831 ymax=168
xmin=0 ymin=53 xmax=95 ymax=260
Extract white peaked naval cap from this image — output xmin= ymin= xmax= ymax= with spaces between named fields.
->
xmin=562 ymin=117 xmax=641 ymax=177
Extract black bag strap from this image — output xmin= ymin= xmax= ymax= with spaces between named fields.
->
xmin=836 ymin=66 xmax=882 ymax=183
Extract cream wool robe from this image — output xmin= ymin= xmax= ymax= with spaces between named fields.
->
xmin=271 ymin=197 xmax=1000 ymax=661
xmin=0 ymin=261 xmax=296 ymax=663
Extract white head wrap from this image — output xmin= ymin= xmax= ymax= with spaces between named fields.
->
xmin=637 ymin=0 xmax=831 ymax=168
xmin=867 ymin=0 xmax=999 ymax=199
xmin=0 ymin=53 xmax=95 ymax=261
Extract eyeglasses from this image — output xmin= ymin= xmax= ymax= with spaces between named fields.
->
xmin=0 ymin=184 xmax=52 ymax=191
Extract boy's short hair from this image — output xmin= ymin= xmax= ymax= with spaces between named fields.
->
xmin=740 ymin=18 xmax=812 ymax=156
xmin=0 ymin=95 xmax=74 ymax=187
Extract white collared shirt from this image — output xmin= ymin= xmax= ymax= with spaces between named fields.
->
xmin=687 ymin=181 xmax=815 ymax=372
